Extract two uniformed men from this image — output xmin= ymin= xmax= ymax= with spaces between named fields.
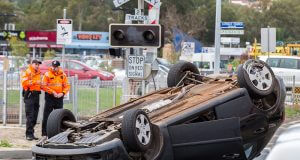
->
xmin=21 ymin=60 xmax=70 ymax=140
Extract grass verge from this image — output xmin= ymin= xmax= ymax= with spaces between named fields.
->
xmin=0 ymin=140 xmax=13 ymax=148
xmin=285 ymin=106 xmax=300 ymax=118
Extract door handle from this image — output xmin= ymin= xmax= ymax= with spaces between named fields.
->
xmin=222 ymin=153 xmax=241 ymax=159
xmin=254 ymin=127 xmax=266 ymax=135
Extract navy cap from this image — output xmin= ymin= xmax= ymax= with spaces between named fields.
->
xmin=52 ymin=60 xmax=60 ymax=67
xmin=31 ymin=59 xmax=42 ymax=64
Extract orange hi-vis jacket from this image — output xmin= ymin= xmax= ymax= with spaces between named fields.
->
xmin=21 ymin=65 xmax=42 ymax=91
xmin=42 ymin=67 xmax=70 ymax=95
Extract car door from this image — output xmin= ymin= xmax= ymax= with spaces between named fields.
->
xmin=168 ymin=117 xmax=246 ymax=160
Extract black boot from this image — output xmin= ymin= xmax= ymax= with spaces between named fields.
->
xmin=26 ymin=135 xmax=34 ymax=141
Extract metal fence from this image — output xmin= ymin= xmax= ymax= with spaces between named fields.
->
xmin=277 ymin=75 xmax=300 ymax=106
xmin=1 ymin=71 xmax=299 ymax=126
xmin=0 ymin=72 xmax=124 ymax=126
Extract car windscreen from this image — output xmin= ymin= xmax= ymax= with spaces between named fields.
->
xmin=267 ymin=58 xmax=300 ymax=69
xmin=266 ymin=58 xmax=281 ymax=67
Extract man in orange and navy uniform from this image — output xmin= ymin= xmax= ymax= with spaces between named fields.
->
xmin=41 ymin=60 xmax=70 ymax=136
xmin=21 ymin=59 xmax=42 ymax=141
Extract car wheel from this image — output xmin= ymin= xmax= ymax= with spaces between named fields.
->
xmin=47 ymin=109 xmax=76 ymax=138
xmin=237 ymin=59 xmax=275 ymax=98
xmin=261 ymin=76 xmax=286 ymax=116
xmin=167 ymin=61 xmax=202 ymax=87
xmin=121 ymin=109 xmax=152 ymax=152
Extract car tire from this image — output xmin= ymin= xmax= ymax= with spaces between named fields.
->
xmin=237 ymin=59 xmax=275 ymax=98
xmin=261 ymin=76 xmax=286 ymax=116
xmin=47 ymin=109 xmax=76 ymax=138
xmin=121 ymin=109 xmax=152 ymax=152
xmin=167 ymin=61 xmax=202 ymax=87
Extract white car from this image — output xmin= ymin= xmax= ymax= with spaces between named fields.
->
xmin=266 ymin=124 xmax=300 ymax=160
xmin=259 ymin=56 xmax=300 ymax=91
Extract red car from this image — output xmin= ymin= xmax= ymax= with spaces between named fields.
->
xmin=39 ymin=60 xmax=114 ymax=80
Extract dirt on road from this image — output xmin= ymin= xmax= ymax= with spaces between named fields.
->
xmin=0 ymin=124 xmax=42 ymax=149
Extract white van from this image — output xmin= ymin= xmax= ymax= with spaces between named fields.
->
xmin=259 ymin=56 xmax=300 ymax=90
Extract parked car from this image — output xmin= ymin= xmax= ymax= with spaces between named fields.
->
xmin=259 ymin=55 xmax=300 ymax=91
xmin=39 ymin=60 xmax=114 ymax=80
xmin=83 ymin=56 xmax=112 ymax=70
xmin=33 ymin=60 xmax=285 ymax=160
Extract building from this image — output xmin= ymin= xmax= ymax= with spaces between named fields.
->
xmin=0 ymin=30 xmax=26 ymax=56
xmin=66 ymin=31 xmax=110 ymax=56
xmin=0 ymin=30 xmax=110 ymax=58
xmin=26 ymin=31 xmax=63 ymax=58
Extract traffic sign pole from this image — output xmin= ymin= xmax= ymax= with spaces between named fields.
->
xmin=267 ymin=26 xmax=270 ymax=59
xmin=138 ymin=0 xmax=146 ymax=96
xmin=62 ymin=8 xmax=66 ymax=69
xmin=214 ymin=0 xmax=221 ymax=74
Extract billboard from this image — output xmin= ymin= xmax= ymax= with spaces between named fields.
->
xmin=26 ymin=31 xmax=57 ymax=42
xmin=66 ymin=31 xmax=109 ymax=49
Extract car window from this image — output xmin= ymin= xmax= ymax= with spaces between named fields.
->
xmin=193 ymin=61 xmax=210 ymax=69
xmin=279 ymin=58 xmax=298 ymax=69
xmin=69 ymin=62 xmax=84 ymax=70
xmin=267 ymin=58 xmax=280 ymax=67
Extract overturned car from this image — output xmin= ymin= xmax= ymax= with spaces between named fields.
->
xmin=32 ymin=60 xmax=286 ymax=160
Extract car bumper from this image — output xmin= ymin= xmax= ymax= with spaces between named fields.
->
xmin=32 ymin=138 xmax=131 ymax=160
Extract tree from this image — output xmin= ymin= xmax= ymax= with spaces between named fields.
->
xmin=0 ymin=0 xmax=17 ymax=30
xmin=8 ymin=36 xmax=29 ymax=68
xmin=44 ymin=50 xmax=56 ymax=60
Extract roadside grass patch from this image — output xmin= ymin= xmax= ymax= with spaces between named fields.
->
xmin=0 ymin=140 xmax=13 ymax=148
xmin=285 ymin=106 xmax=300 ymax=118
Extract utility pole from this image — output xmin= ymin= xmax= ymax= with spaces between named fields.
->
xmin=214 ymin=0 xmax=221 ymax=74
